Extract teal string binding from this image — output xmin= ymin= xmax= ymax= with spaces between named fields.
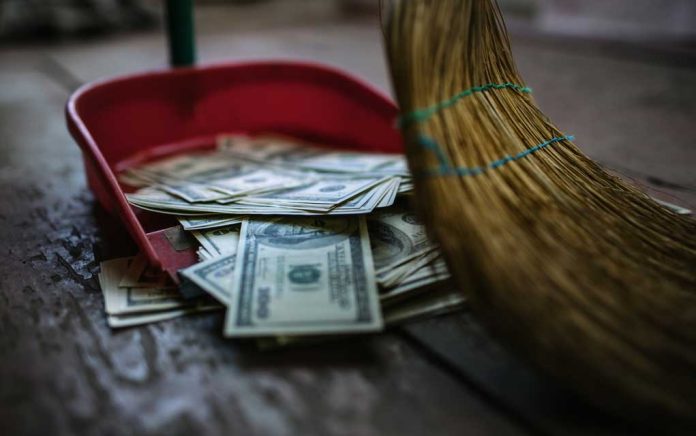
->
xmin=400 ymin=80 xmax=570 ymax=176
xmin=417 ymin=135 xmax=575 ymax=177
xmin=398 ymin=82 xmax=531 ymax=127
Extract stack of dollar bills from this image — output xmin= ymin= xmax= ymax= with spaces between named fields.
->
xmin=97 ymin=255 xmax=222 ymax=328
xmin=97 ymin=135 xmax=466 ymax=344
xmin=124 ymin=135 xmax=411 ymax=217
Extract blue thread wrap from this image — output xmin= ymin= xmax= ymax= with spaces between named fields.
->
xmin=398 ymin=82 xmax=531 ymax=127
xmin=416 ymin=135 xmax=575 ymax=177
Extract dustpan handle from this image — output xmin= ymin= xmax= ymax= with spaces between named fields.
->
xmin=165 ymin=0 xmax=196 ymax=67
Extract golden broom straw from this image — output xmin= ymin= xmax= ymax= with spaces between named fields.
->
xmin=383 ymin=0 xmax=696 ymax=423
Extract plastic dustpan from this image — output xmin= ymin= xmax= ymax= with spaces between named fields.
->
xmin=66 ymin=60 xmax=403 ymax=280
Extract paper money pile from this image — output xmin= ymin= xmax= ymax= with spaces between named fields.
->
xmin=124 ymin=135 xmax=410 ymax=217
xmin=98 ymin=255 xmax=222 ymax=328
xmin=97 ymin=135 xmax=465 ymax=342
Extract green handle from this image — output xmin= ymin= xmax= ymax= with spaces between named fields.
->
xmin=166 ymin=0 xmax=196 ymax=67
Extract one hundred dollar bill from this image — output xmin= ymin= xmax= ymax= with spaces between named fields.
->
xmin=224 ymin=216 xmax=383 ymax=337
xmin=367 ymin=203 xmax=437 ymax=273
xmin=179 ymin=253 xmax=237 ymax=305
xmin=178 ymin=216 xmax=246 ymax=231
xmin=255 ymin=290 xmax=466 ymax=350
xmin=107 ymin=306 xmax=221 ymax=328
xmin=381 ymin=266 xmax=451 ymax=304
xmin=377 ymin=249 xmax=441 ymax=288
xmin=118 ymin=253 xmax=168 ymax=288
xmin=191 ymin=226 xmax=240 ymax=257
xmin=383 ymin=290 xmax=464 ymax=325
xmin=219 ymin=134 xmax=405 ymax=174
xmin=197 ymin=247 xmax=215 ymax=261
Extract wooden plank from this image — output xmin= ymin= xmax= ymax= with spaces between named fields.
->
xmin=400 ymin=314 xmax=645 ymax=436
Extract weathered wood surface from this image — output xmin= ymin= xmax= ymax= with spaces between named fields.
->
xmin=1 ymin=3 xmax=694 ymax=435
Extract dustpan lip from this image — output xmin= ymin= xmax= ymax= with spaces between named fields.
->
xmin=67 ymin=58 xmax=397 ymax=116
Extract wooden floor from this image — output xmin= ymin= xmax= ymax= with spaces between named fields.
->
xmin=1 ymin=3 xmax=694 ymax=435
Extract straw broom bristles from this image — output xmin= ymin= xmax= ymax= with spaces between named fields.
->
xmin=382 ymin=0 xmax=696 ymax=423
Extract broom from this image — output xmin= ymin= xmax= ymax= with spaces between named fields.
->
xmin=382 ymin=0 xmax=696 ymax=423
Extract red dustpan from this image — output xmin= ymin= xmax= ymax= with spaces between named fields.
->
xmin=66 ymin=60 xmax=403 ymax=279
